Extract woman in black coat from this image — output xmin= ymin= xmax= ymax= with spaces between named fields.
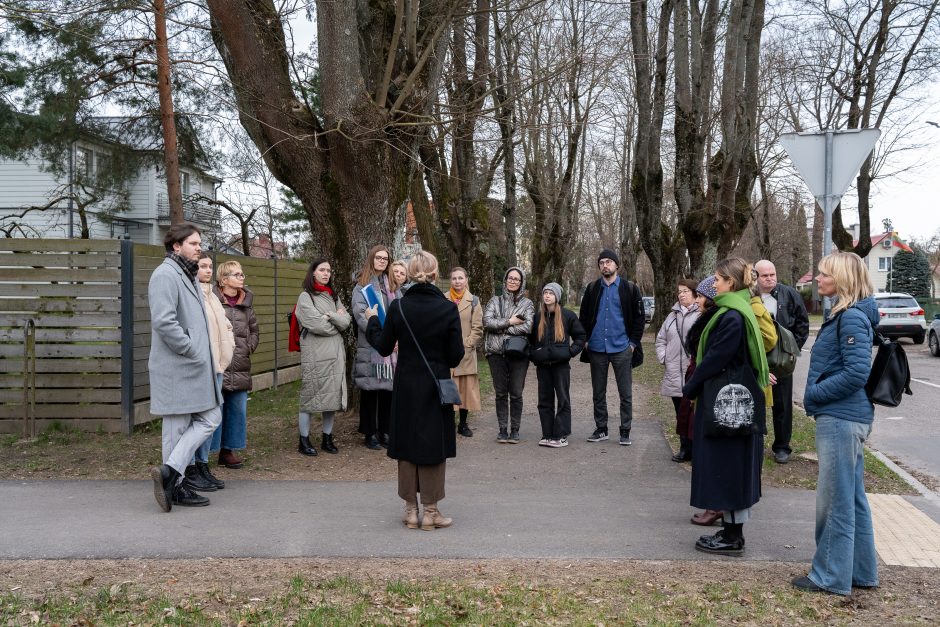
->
xmin=681 ymin=258 xmax=769 ymax=557
xmin=364 ymin=251 xmax=464 ymax=531
xmin=528 ymin=282 xmax=586 ymax=447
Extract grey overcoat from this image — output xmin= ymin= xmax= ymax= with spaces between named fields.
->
xmin=148 ymin=258 xmax=222 ymax=415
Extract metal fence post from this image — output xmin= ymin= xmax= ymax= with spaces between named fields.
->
xmin=120 ymin=237 xmax=135 ymax=434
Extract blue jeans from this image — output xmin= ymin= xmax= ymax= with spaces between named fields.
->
xmin=195 ymin=374 xmax=224 ymax=464
xmin=207 ymin=389 xmax=248 ymax=453
xmin=809 ymin=415 xmax=879 ymax=595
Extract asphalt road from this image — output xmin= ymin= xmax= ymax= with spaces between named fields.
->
xmin=792 ymin=331 xmax=940 ymax=486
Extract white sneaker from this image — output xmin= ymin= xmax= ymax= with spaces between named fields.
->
xmin=555 ymin=438 xmax=569 ymax=447
xmin=538 ymin=438 xmax=551 ymax=447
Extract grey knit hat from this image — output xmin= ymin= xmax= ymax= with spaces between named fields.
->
xmin=543 ymin=282 xmax=563 ymax=303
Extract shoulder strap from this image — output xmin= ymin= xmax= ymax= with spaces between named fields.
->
xmin=399 ymin=301 xmax=442 ymax=390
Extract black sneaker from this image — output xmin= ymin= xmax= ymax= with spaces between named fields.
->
xmin=184 ymin=464 xmax=217 ymax=492
xmin=172 ymin=481 xmax=210 ymax=507
xmin=508 ymin=430 xmax=520 ymax=443
xmin=587 ymin=428 xmax=608 ymax=442
xmin=791 ymin=576 xmax=827 ymax=593
xmin=619 ymin=431 xmax=632 ymax=446
xmin=497 ymin=429 xmax=510 ymax=443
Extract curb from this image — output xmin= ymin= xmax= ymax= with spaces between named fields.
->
xmin=869 ymin=448 xmax=940 ymax=507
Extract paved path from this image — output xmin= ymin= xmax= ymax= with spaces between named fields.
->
xmin=2 ymin=358 xmax=939 ymax=565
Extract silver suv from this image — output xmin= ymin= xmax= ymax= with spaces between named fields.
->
xmin=928 ymin=314 xmax=940 ymax=356
xmin=874 ymin=292 xmax=927 ymax=344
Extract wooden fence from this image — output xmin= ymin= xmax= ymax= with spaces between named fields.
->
xmin=0 ymin=238 xmax=307 ymax=434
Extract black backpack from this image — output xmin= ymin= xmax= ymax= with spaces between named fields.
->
xmin=837 ymin=313 xmax=912 ymax=407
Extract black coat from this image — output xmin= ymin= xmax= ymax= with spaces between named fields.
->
xmin=770 ymin=283 xmax=810 ymax=349
xmin=682 ymin=310 xmax=763 ymax=512
xmin=578 ymin=277 xmax=645 ymax=367
xmin=365 ymin=282 xmax=464 ymax=465
xmin=528 ymin=307 xmax=587 ymax=366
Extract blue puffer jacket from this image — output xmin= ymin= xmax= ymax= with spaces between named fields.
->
xmin=803 ymin=297 xmax=879 ymax=424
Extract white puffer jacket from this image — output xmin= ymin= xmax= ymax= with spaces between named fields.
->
xmin=655 ymin=301 xmax=700 ymax=397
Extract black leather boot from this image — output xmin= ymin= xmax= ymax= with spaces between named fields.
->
xmin=298 ymin=435 xmax=318 ymax=456
xmin=672 ymin=436 xmax=693 ymax=462
xmin=184 ymin=464 xmax=218 ymax=492
xmin=150 ymin=464 xmax=179 ymax=512
xmin=364 ymin=434 xmax=382 ymax=450
xmin=197 ymin=461 xmax=224 ymax=490
xmin=321 ymin=433 xmax=338 ymax=454
xmin=457 ymin=410 xmax=473 ymax=437
xmin=173 ymin=481 xmax=210 ymax=507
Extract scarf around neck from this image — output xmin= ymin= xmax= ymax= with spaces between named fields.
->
xmin=167 ymin=252 xmax=199 ymax=286
xmin=448 ymin=287 xmax=465 ymax=303
xmin=312 ymin=282 xmax=334 ymax=297
xmin=696 ymin=288 xmax=769 ymax=388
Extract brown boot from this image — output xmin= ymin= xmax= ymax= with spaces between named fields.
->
xmin=691 ymin=510 xmax=723 ymax=526
xmin=420 ymin=503 xmax=453 ymax=530
xmin=218 ymin=448 xmax=243 ymax=469
xmin=403 ymin=501 xmax=419 ymax=529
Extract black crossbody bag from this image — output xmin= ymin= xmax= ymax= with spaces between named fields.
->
xmin=400 ymin=303 xmax=463 ymax=406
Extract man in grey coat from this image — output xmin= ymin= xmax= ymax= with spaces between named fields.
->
xmin=149 ymin=223 xmax=224 ymax=512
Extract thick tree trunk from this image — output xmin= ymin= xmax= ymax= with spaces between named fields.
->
xmin=153 ymin=0 xmax=184 ymax=224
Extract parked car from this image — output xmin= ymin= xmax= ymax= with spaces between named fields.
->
xmin=928 ymin=314 xmax=940 ymax=356
xmin=873 ymin=292 xmax=927 ymax=344
xmin=642 ymin=296 xmax=654 ymax=323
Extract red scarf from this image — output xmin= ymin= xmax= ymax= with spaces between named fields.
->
xmin=312 ymin=282 xmax=334 ymax=297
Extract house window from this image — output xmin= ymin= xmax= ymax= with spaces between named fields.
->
xmin=95 ymin=152 xmax=111 ymax=176
xmin=878 ymin=257 xmax=892 ymax=272
xmin=75 ymin=148 xmax=92 ymax=177
xmin=181 ymin=172 xmax=191 ymax=197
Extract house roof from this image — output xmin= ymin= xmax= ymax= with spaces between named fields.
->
xmin=796 ymin=231 xmax=913 ymax=285
xmin=85 ymin=116 xmax=216 ymax=176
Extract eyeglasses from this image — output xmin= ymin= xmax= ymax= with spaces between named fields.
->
xmin=374 ymin=255 xmax=390 ymax=261
xmin=506 ymin=276 xmax=521 ymax=283
xmin=226 ymin=272 xmax=245 ymax=278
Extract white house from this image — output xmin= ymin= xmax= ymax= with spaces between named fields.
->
xmin=0 ymin=116 xmax=221 ymax=244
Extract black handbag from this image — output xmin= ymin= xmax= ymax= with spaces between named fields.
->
xmin=701 ymin=362 xmax=764 ymax=438
xmin=503 ymin=335 xmax=529 ymax=358
xmin=400 ymin=303 xmax=462 ymax=406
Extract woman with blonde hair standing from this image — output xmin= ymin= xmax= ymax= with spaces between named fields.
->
xmin=213 ymin=260 xmax=259 ymax=469
xmin=792 ymin=252 xmax=879 ymax=595
xmin=364 ymin=251 xmax=464 ymax=530
xmin=447 ymin=267 xmax=484 ymax=437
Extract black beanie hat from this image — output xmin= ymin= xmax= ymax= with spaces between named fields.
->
xmin=598 ymin=249 xmax=620 ymax=268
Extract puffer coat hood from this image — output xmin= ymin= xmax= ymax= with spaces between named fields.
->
xmin=482 ymin=267 xmax=535 ymax=355
xmin=803 ymin=296 xmax=878 ymax=424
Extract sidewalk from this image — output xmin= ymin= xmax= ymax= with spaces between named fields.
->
xmin=2 ymin=362 xmax=938 ymax=564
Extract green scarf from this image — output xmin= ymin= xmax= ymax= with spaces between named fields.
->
xmin=696 ymin=288 xmax=769 ymax=388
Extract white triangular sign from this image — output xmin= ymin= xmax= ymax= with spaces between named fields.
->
xmin=780 ymin=129 xmax=881 ymax=199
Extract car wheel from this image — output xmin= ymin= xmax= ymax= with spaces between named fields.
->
xmin=930 ymin=331 xmax=940 ymax=356
xmin=913 ymin=332 xmax=925 ymax=345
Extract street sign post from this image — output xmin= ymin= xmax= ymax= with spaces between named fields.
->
xmin=779 ymin=129 xmax=881 ymax=318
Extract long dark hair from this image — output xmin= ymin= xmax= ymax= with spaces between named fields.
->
xmin=303 ymin=257 xmax=333 ymax=293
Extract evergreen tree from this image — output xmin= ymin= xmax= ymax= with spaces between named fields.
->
xmin=889 ymin=248 xmax=931 ymax=297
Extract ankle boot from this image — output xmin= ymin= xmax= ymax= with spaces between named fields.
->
xmin=403 ymin=501 xmax=419 ymax=529
xmin=298 ymin=435 xmax=318 ymax=456
xmin=420 ymin=503 xmax=453 ymax=530
xmin=218 ymin=448 xmax=243 ymax=469
xmin=196 ymin=461 xmax=224 ymax=489
xmin=184 ymin=464 xmax=217 ymax=492
xmin=672 ymin=436 xmax=692 ymax=462
xmin=321 ymin=433 xmax=338 ymax=454
xmin=457 ymin=419 xmax=473 ymax=437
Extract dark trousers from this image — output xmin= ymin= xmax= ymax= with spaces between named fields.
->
xmin=358 ymin=389 xmax=392 ymax=437
xmin=771 ymin=374 xmax=794 ymax=454
xmin=536 ymin=364 xmax=571 ymax=439
xmin=588 ymin=348 xmax=633 ymax=435
xmin=486 ymin=354 xmax=529 ymax=432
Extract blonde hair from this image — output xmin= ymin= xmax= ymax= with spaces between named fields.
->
xmin=216 ymin=260 xmax=243 ymax=287
xmin=818 ymin=251 xmax=873 ymax=315
xmin=389 ymin=259 xmax=408 ymax=291
xmin=537 ymin=298 xmax=566 ymax=343
xmin=407 ymin=250 xmax=439 ymax=284
xmin=715 ymin=257 xmax=756 ymax=292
